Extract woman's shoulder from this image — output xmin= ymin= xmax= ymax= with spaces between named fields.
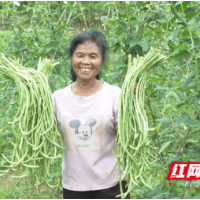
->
xmin=103 ymin=81 xmax=121 ymax=96
xmin=103 ymin=81 xmax=121 ymax=92
xmin=52 ymin=84 xmax=71 ymax=98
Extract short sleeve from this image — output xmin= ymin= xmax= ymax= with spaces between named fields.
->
xmin=113 ymin=87 xmax=121 ymax=130
xmin=52 ymin=93 xmax=57 ymax=120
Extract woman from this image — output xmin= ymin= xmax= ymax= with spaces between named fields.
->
xmin=52 ymin=30 xmax=130 ymax=199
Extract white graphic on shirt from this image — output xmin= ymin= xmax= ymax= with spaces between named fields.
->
xmin=63 ymin=116 xmax=103 ymax=151
xmin=69 ymin=118 xmax=96 ymax=140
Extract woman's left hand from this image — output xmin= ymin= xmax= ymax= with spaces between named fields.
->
xmin=134 ymin=83 xmax=138 ymax=93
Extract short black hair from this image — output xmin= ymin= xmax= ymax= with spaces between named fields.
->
xmin=69 ymin=30 xmax=108 ymax=82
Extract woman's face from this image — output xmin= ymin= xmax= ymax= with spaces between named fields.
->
xmin=72 ymin=40 xmax=102 ymax=82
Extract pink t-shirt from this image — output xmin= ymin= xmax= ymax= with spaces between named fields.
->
xmin=52 ymin=81 xmax=121 ymax=191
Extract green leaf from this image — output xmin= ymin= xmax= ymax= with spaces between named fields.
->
xmin=177 ymin=113 xmax=191 ymax=123
xmin=138 ymin=40 xmax=148 ymax=52
xmin=106 ymin=68 xmax=123 ymax=80
xmin=181 ymin=74 xmax=196 ymax=93
xmin=193 ymin=194 xmax=200 ymax=199
xmin=181 ymin=30 xmax=190 ymax=37
xmin=173 ymin=28 xmax=179 ymax=37
xmin=137 ymin=1 xmax=146 ymax=7
xmin=68 ymin=4 xmax=76 ymax=11
xmin=166 ymin=36 xmax=173 ymax=41
xmin=129 ymin=39 xmax=138 ymax=48
xmin=159 ymin=141 xmax=171 ymax=154
xmin=163 ymin=191 xmax=171 ymax=199
xmin=165 ymin=159 xmax=183 ymax=167
xmin=177 ymin=113 xmax=200 ymax=127
xmin=136 ymin=17 xmax=144 ymax=22
xmin=26 ymin=6 xmax=32 ymax=12
xmin=49 ymin=80 xmax=54 ymax=93
xmin=152 ymin=193 xmax=164 ymax=199
xmin=125 ymin=1 xmax=130 ymax=5
xmin=156 ymin=18 xmax=167 ymax=23
xmin=175 ymin=1 xmax=182 ymax=6
xmin=169 ymin=91 xmax=181 ymax=103
xmin=13 ymin=1 xmax=20 ymax=6
xmin=178 ymin=13 xmax=186 ymax=21
xmin=119 ymin=22 xmax=127 ymax=29
xmin=194 ymin=157 xmax=200 ymax=162
xmin=184 ymin=119 xmax=200 ymax=127
xmin=188 ymin=16 xmax=196 ymax=25
xmin=159 ymin=128 xmax=172 ymax=137
xmin=131 ymin=20 xmax=142 ymax=26
xmin=169 ymin=16 xmax=178 ymax=26
xmin=111 ymin=82 xmax=123 ymax=87
xmin=66 ymin=77 xmax=72 ymax=85
xmin=171 ymin=7 xmax=178 ymax=17
xmin=172 ymin=50 xmax=190 ymax=60
xmin=155 ymin=118 xmax=171 ymax=124
xmin=189 ymin=96 xmax=200 ymax=104
xmin=38 ymin=47 xmax=44 ymax=54
xmin=197 ymin=85 xmax=200 ymax=91
xmin=179 ymin=1 xmax=189 ymax=12
xmin=100 ymin=16 xmax=107 ymax=22
xmin=159 ymin=90 xmax=166 ymax=100
xmin=185 ymin=12 xmax=196 ymax=19
xmin=144 ymin=189 xmax=162 ymax=197
xmin=53 ymin=46 xmax=58 ymax=51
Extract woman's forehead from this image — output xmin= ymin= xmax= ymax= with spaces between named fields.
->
xmin=74 ymin=40 xmax=101 ymax=54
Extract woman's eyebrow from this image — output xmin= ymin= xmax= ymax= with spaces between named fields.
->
xmin=74 ymin=52 xmax=100 ymax=55
xmin=74 ymin=52 xmax=83 ymax=54
xmin=90 ymin=52 xmax=99 ymax=55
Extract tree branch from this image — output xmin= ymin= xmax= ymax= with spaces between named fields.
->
xmin=66 ymin=1 xmax=77 ymax=24
xmin=78 ymin=1 xmax=88 ymax=29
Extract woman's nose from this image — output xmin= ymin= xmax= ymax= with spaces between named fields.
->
xmin=82 ymin=56 xmax=90 ymax=64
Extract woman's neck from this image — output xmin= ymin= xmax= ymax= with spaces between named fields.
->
xmin=72 ymin=78 xmax=100 ymax=97
xmin=75 ymin=78 xmax=97 ymax=90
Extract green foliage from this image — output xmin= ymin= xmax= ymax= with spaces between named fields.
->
xmin=0 ymin=1 xmax=200 ymax=199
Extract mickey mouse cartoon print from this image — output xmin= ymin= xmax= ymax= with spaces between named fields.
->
xmin=69 ymin=118 xmax=97 ymax=140
xmin=63 ymin=116 xmax=103 ymax=151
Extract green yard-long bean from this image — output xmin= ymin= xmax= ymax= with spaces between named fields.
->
xmin=114 ymin=48 xmax=166 ymax=198
xmin=0 ymin=54 xmax=62 ymax=188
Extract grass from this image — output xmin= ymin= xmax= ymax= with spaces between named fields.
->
xmin=0 ymin=31 xmax=13 ymax=55
xmin=0 ymin=171 xmax=63 ymax=199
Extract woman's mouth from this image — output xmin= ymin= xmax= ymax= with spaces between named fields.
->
xmin=79 ymin=67 xmax=92 ymax=73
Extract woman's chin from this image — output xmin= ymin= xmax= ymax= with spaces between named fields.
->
xmin=77 ymin=74 xmax=95 ymax=81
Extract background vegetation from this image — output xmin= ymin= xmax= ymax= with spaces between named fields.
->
xmin=0 ymin=1 xmax=200 ymax=199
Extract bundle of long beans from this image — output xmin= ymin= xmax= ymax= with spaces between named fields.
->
xmin=115 ymin=48 xmax=166 ymax=198
xmin=0 ymin=54 xmax=62 ymax=188
xmin=37 ymin=57 xmax=58 ymax=79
